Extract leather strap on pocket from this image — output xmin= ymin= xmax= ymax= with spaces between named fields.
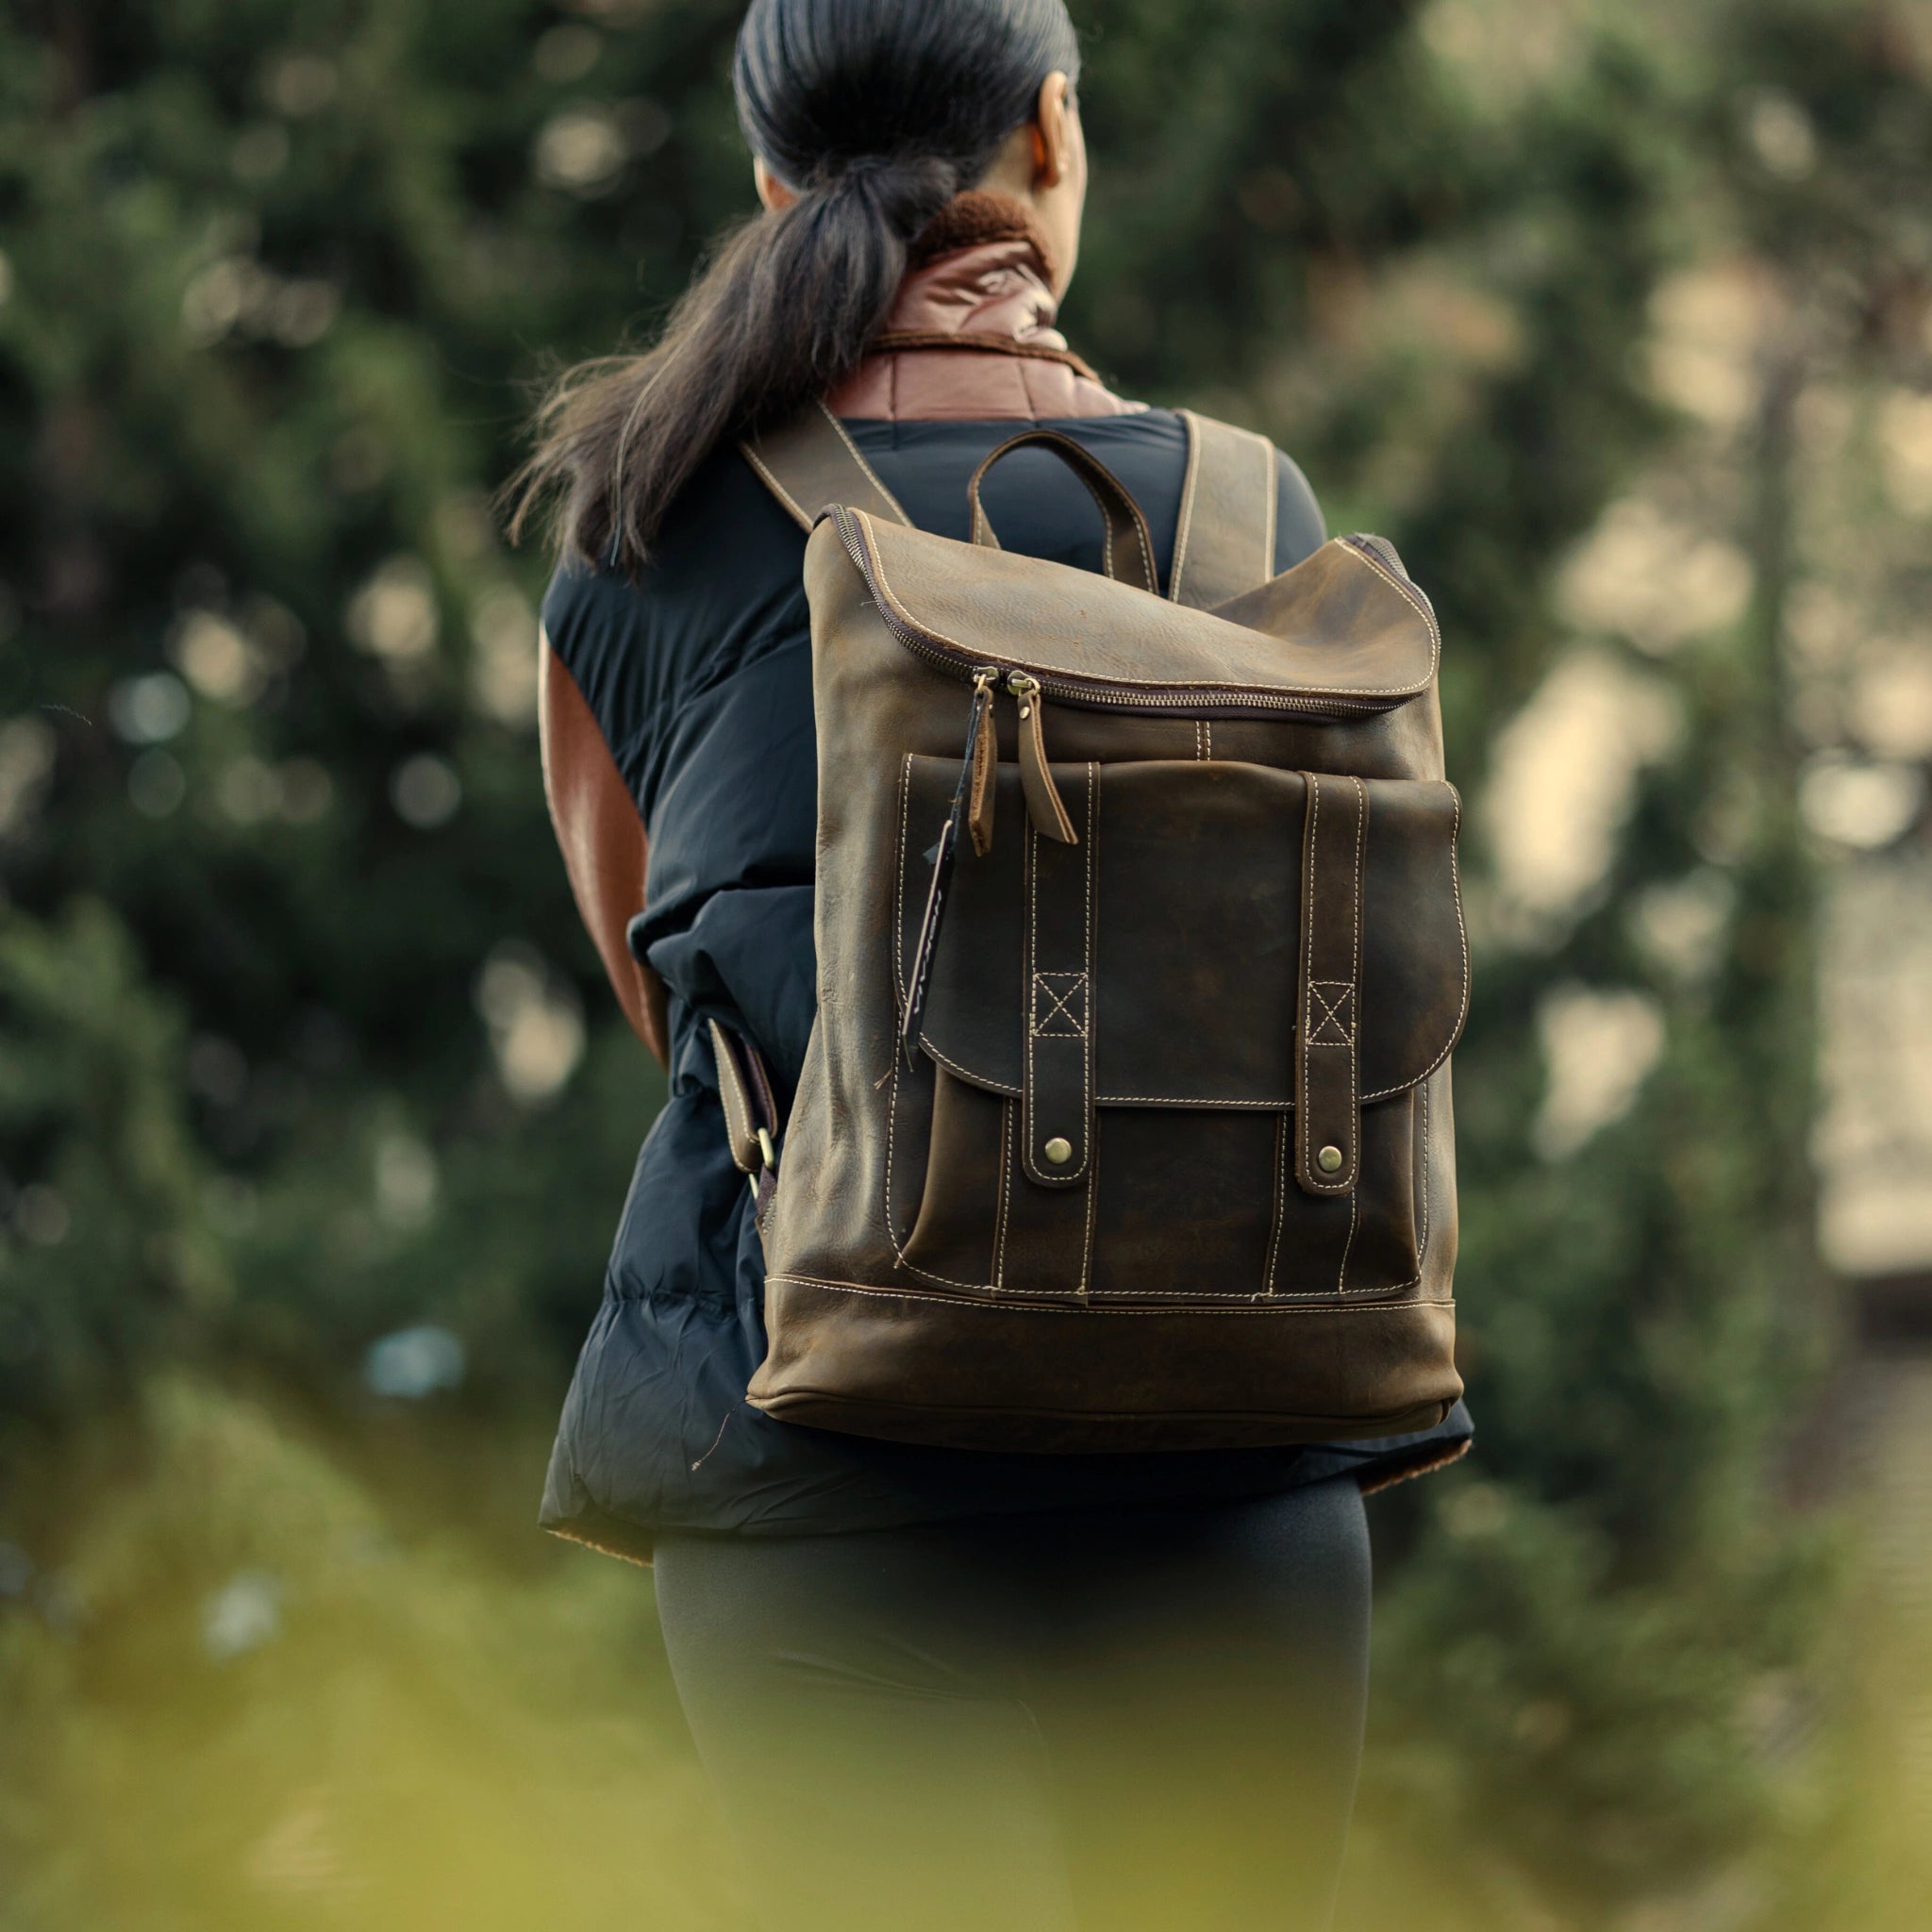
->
xmin=1295 ymin=774 xmax=1365 ymax=1197
xmin=1022 ymin=762 xmax=1096 ymax=1189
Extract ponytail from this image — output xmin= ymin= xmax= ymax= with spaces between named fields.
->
xmin=508 ymin=0 xmax=1080 ymax=571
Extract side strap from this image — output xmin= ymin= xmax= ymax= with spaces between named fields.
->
xmin=740 ymin=400 xmax=914 ymax=531
xmin=1170 ymin=410 xmax=1279 ymax=609
xmin=709 ymin=1018 xmax=782 ymax=1227
xmin=1294 ymin=773 xmax=1366 ymax=1197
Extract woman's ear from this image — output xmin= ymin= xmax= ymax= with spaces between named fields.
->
xmin=754 ymin=156 xmax=796 ymax=211
xmin=1031 ymin=72 xmax=1073 ymax=190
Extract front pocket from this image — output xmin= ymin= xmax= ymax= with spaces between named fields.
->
xmin=898 ymin=1064 xmax=1005 ymax=1290
xmin=891 ymin=755 xmax=1465 ymax=1304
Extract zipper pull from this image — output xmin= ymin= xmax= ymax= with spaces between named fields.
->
xmin=1009 ymin=674 xmax=1076 ymax=845
xmin=966 ymin=667 xmax=997 ymax=858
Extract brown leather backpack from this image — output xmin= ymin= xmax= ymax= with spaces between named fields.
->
xmin=712 ymin=404 xmax=1468 ymax=1453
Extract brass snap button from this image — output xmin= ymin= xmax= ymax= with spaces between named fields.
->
xmin=1317 ymin=1143 xmax=1344 ymax=1174
xmin=1043 ymin=1136 xmax=1074 ymax=1166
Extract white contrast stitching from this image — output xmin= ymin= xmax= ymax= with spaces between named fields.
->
xmin=1344 ymin=774 xmax=1366 ymax=1185
xmin=1255 ymin=429 xmax=1277 ymax=584
xmin=1082 ymin=763 xmax=1094 ymax=1099
xmin=1169 ymin=412 xmax=1202 ymax=604
xmin=1392 ymin=786 xmax=1471 ymax=1093
xmin=1339 ymin=537 xmax=1440 ymax=657
xmin=893 ymin=755 xmax=913 ymax=1011
xmin=1262 ymin=1112 xmax=1286 ymax=1297
xmin=1298 ymin=774 xmax=1364 ymax=1195
xmin=1308 ymin=979 xmax=1355 ymax=1044
xmin=856 ymin=514 xmax=1437 ymax=699
xmin=820 ymin=401 xmax=913 ymax=525
xmin=922 ymin=1037 xmax=1015 ymax=1091
xmin=1299 ymin=774 xmax=1319 ymax=1189
xmin=1030 ymin=971 xmax=1089 ymax=1038
xmin=1098 ymin=1092 xmax=1290 ymax=1108
xmin=1076 ymin=764 xmax=1098 ymax=1286
xmin=1418 ymin=1077 xmax=1431 ymax=1265
xmin=1078 ymin=1105 xmax=1097 ymax=1299
xmin=1021 ymin=767 xmax=1093 ymax=1184
xmin=896 ymin=769 xmax=1460 ymax=1119
xmin=992 ymin=1096 xmax=1013 ymax=1290
xmin=1023 ymin=807 xmax=1038 ymax=1171
xmin=911 ymin=1058 xmax=1435 ymax=1115
xmin=766 ymin=1273 xmax=1442 ymax=1313
xmin=883 ymin=1050 xmax=997 ymax=1294
xmin=1074 ymin=467 xmax=1155 ymax=591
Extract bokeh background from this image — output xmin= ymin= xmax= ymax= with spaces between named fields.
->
xmin=4 ymin=1 xmax=1930 ymax=1926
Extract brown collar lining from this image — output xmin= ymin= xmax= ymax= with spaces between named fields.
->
xmin=867 ymin=330 xmax=1097 ymax=379
xmin=908 ymin=190 xmax=1060 ymax=286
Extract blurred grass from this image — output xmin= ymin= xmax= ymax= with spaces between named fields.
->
xmin=0 ymin=1378 xmax=742 ymax=1930
xmin=1 ymin=1369 xmax=1924 ymax=1932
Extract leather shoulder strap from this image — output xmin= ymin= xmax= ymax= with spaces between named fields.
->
xmin=741 ymin=400 xmax=914 ymax=531
xmin=745 ymin=401 xmax=1278 ymax=606
xmin=1169 ymin=409 xmax=1279 ymax=609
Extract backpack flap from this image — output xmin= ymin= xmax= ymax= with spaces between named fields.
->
xmin=894 ymin=758 xmax=1467 ymax=1159
xmin=839 ymin=507 xmax=1439 ymax=715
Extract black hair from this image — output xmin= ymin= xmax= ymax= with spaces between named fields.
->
xmin=509 ymin=0 xmax=1081 ymax=568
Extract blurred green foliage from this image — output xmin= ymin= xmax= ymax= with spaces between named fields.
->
xmin=3 ymin=1 xmax=1929 ymax=1926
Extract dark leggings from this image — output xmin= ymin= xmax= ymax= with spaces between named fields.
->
xmin=654 ymin=1477 xmax=1371 ymax=1932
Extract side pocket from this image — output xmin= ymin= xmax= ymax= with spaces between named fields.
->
xmin=1338 ymin=1090 xmax=1422 ymax=1294
xmin=899 ymin=1063 xmax=1007 ymax=1291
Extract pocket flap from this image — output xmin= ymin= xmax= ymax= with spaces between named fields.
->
xmin=894 ymin=758 xmax=1467 ymax=1108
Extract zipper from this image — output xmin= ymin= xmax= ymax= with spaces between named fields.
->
xmin=835 ymin=505 xmax=1424 ymax=722
xmin=901 ymin=666 xmax=1000 ymax=1053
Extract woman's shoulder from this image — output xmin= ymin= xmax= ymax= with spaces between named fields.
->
xmin=540 ymin=440 xmax=814 ymax=728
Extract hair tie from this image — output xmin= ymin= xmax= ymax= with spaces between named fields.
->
xmin=814 ymin=151 xmax=961 ymax=240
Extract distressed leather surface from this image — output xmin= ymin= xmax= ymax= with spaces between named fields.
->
xmin=745 ymin=442 xmax=1465 ymax=1451
xmin=849 ymin=509 xmax=1439 ymax=706
xmin=1170 ymin=410 xmax=1278 ymax=609
xmin=1296 ymin=772 xmax=1369 ymax=1197
xmin=893 ymin=759 xmax=1468 ymax=1108
xmin=966 ymin=430 xmax=1160 ymax=594
xmin=742 ymin=402 xmax=913 ymax=533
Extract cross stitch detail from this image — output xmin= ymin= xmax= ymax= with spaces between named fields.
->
xmin=1032 ymin=971 xmax=1088 ymax=1039
xmin=1309 ymin=980 xmax=1355 ymax=1045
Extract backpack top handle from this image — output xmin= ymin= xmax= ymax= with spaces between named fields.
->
xmin=964 ymin=429 xmax=1160 ymax=597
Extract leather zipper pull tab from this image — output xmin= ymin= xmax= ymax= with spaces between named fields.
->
xmin=1010 ymin=674 xmax=1076 ymax=844
xmin=966 ymin=669 xmax=997 ymax=858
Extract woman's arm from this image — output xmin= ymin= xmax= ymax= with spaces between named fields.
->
xmin=538 ymin=632 xmax=671 ymax=1068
